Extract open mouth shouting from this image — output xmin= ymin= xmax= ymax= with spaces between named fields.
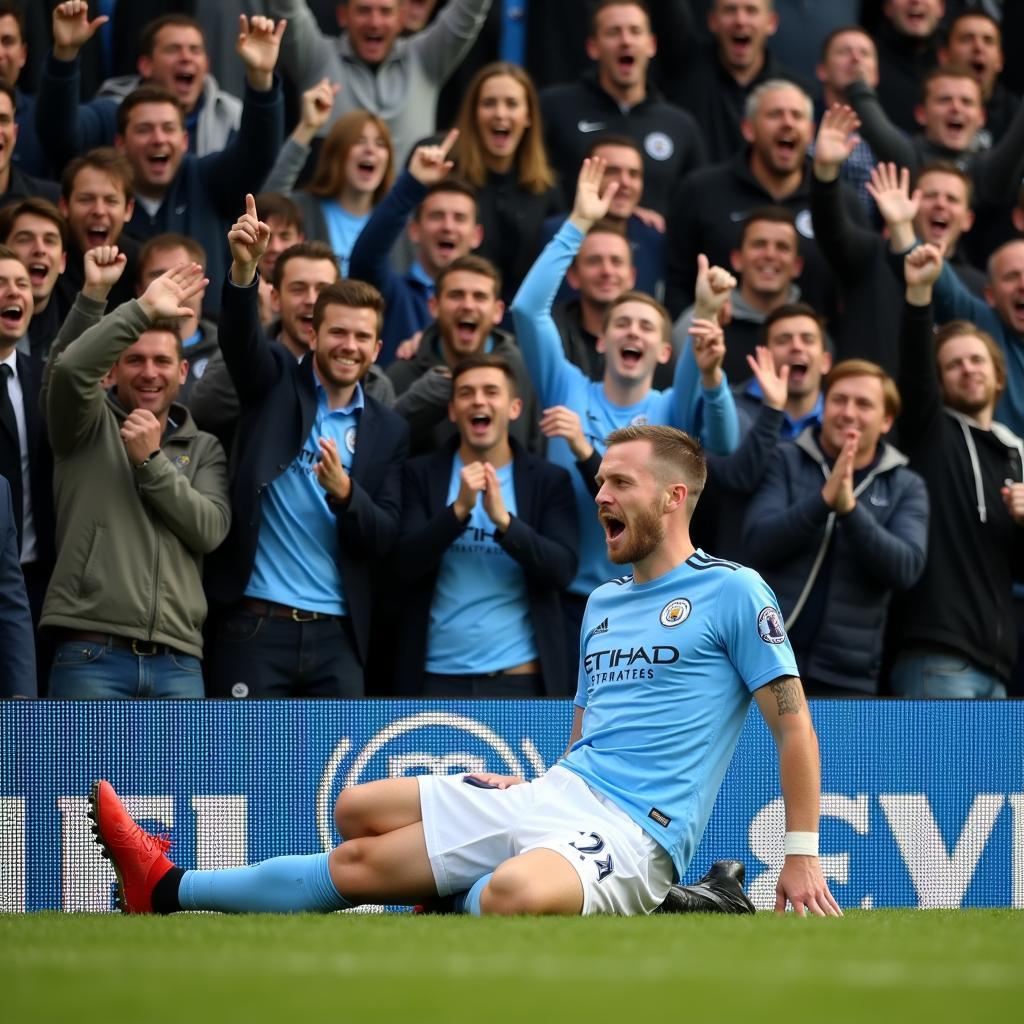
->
xmin=615 ymin=51 xmax=637 ymax=76
xmin=26 ymin=263 xmax=50 ymax=290
xmin=0 ymin=303 xmax=26 ymax=333
xmin=85 ymin=223 xmax=114 ymax=248
xmin=619 ymin=344 xmax=644 ymax=371
xmin=467 ymin=411 xmax=493 ymax=439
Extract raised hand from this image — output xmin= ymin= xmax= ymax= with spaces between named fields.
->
xmin=813 ymin=104 xmax=862 ymax=181
xmin=480 ymin=463 xmax=511 ymax=532
xmin=294 ymin=78 xmax=339 ymax=143
xmin=453 ymin=460 xmax=486 ymax=521
xmin=408 ymin=129 xmax=459 ymax=187
xmin=688 ymin=317 xmax=726 ymax=388
xmin=693 ymin=253 xmax=736 ymax=321
xmin=395 ymin=331 xmax=425 ymax=362
xmin=539 ymin=405 xmax=593 ymax=461
xmin=569 ymin=157 xmax=618 ymax=231
xmin=315 ymin=438 xmax=351 ymax=503
xmin=1001 ymin=483 xmax=1024 ymax=526
xmin=821 ymin=435 xmax=857 ymax=514
xmin=137 ymin=262 xmax=208 ymax=321
xmin=632 ymin=206 xmax=666 ymax=234
xmin=237 ymin=14 xmax=287 ymax=91
xmin=866 ymin=162 xmax=920 ymax=231
xmin=53 ymin=1 xmax=109 ymax=62
xmin=228 ymin=193 xmax=272 ymax=283
xmin=746 ymin=344 xmax=790 ymax=411
xmin=903 ymin=241 xmax=944 ymax=299
xmin=82 ymin=245 xmax=127 ymax=301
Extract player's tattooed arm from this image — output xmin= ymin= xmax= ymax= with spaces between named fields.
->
xmin=768 ymin=676 xmax=804 ymax=716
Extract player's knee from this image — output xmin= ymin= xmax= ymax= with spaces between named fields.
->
xmin=334 ymin=787 xmax=367 ymax=840
xmin=480 ymin=862 xmax=556 ymax=916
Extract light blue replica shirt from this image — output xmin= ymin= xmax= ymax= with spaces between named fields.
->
xmin=426 ymin=456 xmax=538 ymax=673
xmin=511 ymin=221 xmax=740 ymax=596
xmin=562 ymin=550 xmax=798 ymax=880
xmin=320 ymin=201 xmax=370 ymax=278
xmin=245 ymin=381 xmax=364 ymax=615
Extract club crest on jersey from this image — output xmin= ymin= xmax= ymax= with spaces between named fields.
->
xmin=758 ymin=606 xmax=787 ymax=644
xmin=659 ymin=598 xmax=691 ymax=627
xmin=345 ymin=427 xmax=357 ymax=454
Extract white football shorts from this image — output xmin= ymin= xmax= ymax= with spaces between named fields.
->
xmin=417 ymin=763 xmax=673 ymax=915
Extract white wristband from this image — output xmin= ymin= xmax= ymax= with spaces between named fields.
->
xmin=785 ymin=831 xmax=819 ymax=856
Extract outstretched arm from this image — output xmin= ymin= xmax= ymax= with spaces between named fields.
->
xmin=844 ymin=80 xmax=917 ymax=171
xmin=754 ymin=678 xmax=842 ymax=917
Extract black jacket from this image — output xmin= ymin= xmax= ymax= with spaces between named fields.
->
xmin=540 ymin=73 xmax=706 ymax=216
xmin=744 ymin=428 xmax=929 ymax=694
xmin=390 ymin=437 xmax=578 ymax=696
xmin=894 ymin=301 xmax=1024 ymax=682
xmin=205 ymin=277 xmax=409 ymax=666
xmin=665 ymin=151 xmax=864 ymax=319
xmin=0 ymin=350 xmax=54 ymax=571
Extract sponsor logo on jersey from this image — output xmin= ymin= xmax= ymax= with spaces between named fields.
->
xmin=757 ymin=606 xmax=787 ymax=645
xmin=660 ymin=598 xmax=691 ymax=627
xmin=644 ymin=131 xmax=674 ymax=161
xmin=584 ymin=645 xmax=680 ymax=673
xmin=648 ymin=807 xmax=671 ymax=827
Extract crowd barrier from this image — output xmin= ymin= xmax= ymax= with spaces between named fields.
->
xmin=1 ymin=699 xmax=1021 ymax=912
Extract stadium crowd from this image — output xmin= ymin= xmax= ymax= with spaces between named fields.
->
xmin=1 ymin=0 xmax=1023 ymax=701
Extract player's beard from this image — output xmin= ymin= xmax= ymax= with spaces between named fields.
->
xmin=605 ymin=500 xmax=665 ymax=565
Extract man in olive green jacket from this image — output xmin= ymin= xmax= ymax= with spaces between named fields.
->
xmin=41 ymin=249 xmax=230 ymax=697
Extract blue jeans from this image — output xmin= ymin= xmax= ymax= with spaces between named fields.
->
xmin=890 ymin=650 xmax=1008 ymax=699
xmin=48 ymin=640 xmax=204 ymax=699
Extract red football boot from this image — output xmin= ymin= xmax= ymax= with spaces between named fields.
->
xmin=88 ymin=780 xmax=175 ymax=914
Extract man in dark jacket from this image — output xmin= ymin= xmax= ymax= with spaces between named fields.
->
xmin=743 ymin=358 xmax=929 ymax=696
xmin=890 ymin=243 xmax=1024 ymax=698
xmin=0 ymin=474 xmax=35 ymax=696
xmin=391 ymin=354 xmax=577 ymax=698
xmin=539 ymin=0 xmax=705 ymax=217
xmin=205 ymin=195 xmax=408 ymax=699
xmin=388 ymin=254 xmax=541 ymax=456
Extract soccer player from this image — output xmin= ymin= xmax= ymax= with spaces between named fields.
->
xmin=89 ymin=425 xmax=840 ymax=918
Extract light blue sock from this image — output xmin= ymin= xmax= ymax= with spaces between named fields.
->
xmin=452 ymin=873 xmax=493 ymax=916
xmin=178 ymin=852 xmax=351 ymax=913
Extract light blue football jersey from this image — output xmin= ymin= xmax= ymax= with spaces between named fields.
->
xmin=561 ymin=550 xmax=798 ymax=880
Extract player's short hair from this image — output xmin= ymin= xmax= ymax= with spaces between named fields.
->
xmin=135 ymin=316 xmax=184 ymax=360
xmin=920 ymin=66 xmax=982 ymax=106
xmin=255 ymin=191 xmax=305 ymax=234
xmin=762 ymin=302 xmax=827 ymax=344
xmin=313 ymin=279 xmax=386 ymax=335
xmin=138 ymin=233 xmax=206 ymax=280
xmin=414 ymin=179 xmax=479 ymax=222
xmin=434 ymin=254 xmax=502 ymax=298
xmin=603 ymin=290 xmax=670 ymax=346
xmin=738 ymin=206 xmax=797 ymax=246
xmin=272 ymin=240 xmax=338 ymax=291
xmin=590 ymin=0 xmax=651 ymax=36
xmin=819 ymin=25 xmax=876 ymax=63
xmin=824 ymin=359 xmax=901 ymax=419
xmin=138 ymin=14 xmax=206 ymax=58
xmin=945 ymin=10 xmax=1001 ymax=47
xmin=935 ymin=319 xmax=1006 ymax=402
xmin=744 ymin=79 xmax=813 ymax=122
xmin=586 ymin=133 xmax=644 ymax=161
xmin=61 ymin=147 xmax=135 ymax=202
xmin=0 ymin=197 xmax=68 ymax=249
xmin=451 ymin=353 xmax=518 ymax=395
xmin=0 ymin=1 xmax=25 ymax=38
xmin=985 ymin=238 xmax=1024 ymax=285
xmin=912 ymin=160 xmax=974 ymax=205
xmin=117 ymin=85 xmax=185 ymax=135
xmin=0 ymin=243 xmax=24 ymax=269
xmin=604 ymin=424 xmax=707 ymax=514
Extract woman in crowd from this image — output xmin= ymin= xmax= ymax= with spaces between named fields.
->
xmin=450 ymin=62 xmax=563 ymax=304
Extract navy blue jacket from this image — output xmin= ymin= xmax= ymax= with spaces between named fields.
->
xmin=743 ymin=429 xmax=929 ymax=693
xmin=0 ymin=474 xmax=35 ymax=696
xmin=348 ymin=170 xmax=434 ymax=365
xmin=390 ymin=437 xmax=578 ymax=696
xmin=205 ymin=277 xmax=409 ymax=666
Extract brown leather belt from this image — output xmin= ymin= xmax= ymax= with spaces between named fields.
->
xmin=59 ymin=630 xmax=176 ymax=657
xmin=238 ymin=598 xmax=342 ymax=622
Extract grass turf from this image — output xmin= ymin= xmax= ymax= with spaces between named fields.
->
xmin=2 ymin=910 xmax=1021 ymax=1023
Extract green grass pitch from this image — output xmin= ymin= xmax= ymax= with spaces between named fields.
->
xmin=2 ymin=910 xmax=1021 ymax=1023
